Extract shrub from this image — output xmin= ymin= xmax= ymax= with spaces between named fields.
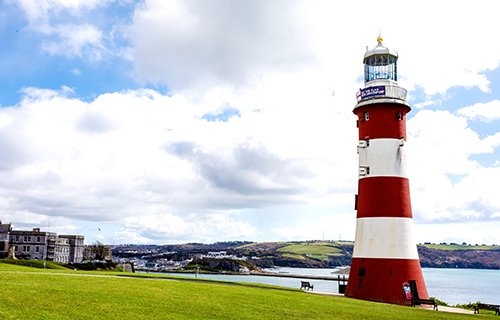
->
xmin=430 ymin=296 xmax=448 ymax=306
xmin=71 ymin=261 xmax=118 ymax=271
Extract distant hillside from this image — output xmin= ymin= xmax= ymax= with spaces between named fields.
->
xmin=235 ymin=241 xmax=353 ymax=268
xmin=234 ymin=241 xmax=500 ymax=269
xmin=112 ymin=241 xmax=500 ymax=270
xmin=418 ymin=246 xmax=500 ymax=269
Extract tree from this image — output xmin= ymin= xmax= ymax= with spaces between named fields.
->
xmin=88 ymin=241 xmax=111 ymax=261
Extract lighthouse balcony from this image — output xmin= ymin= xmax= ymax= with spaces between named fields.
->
xmin=355 ymin=84 xmax=408 ymax=107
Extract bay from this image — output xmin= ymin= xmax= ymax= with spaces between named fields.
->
xmin=163 ymin=267 xmax=500 ymax=306
xmin=422 ymin=268 xmax=499 ymax=305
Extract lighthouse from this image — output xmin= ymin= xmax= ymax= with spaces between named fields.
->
xmin=345 ymin=36 xmax=429 ymax=305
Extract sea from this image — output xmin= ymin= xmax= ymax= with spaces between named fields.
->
xmin=163 ymin=267 xmax=500 ymax=306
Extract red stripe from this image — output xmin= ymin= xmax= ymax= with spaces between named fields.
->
xmin=345 ymin=257 xmax=429 ymax=305
xmin=357 ymin=177 xmax=412 ymax=218
xmin=354 ymin=103 xmax=410 ymax=140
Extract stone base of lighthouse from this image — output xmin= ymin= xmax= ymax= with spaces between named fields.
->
xmin=345 ymin=258 xmax=429 ymax=305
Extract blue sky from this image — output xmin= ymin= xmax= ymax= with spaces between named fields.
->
xmin=0 ymin=1 xmax=138 ymax=105
xmin=1 ymin=0 xmax=499 ymax=245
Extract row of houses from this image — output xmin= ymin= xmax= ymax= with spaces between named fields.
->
xmin=0 ymin=221 xmax=84 ymax=264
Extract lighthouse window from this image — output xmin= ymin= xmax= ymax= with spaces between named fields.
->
xmin=358 ymin=268 xmax=366 ymax=277
xmin=358 ymin=140 xmax=369 ymax=148
xmin=364 ymin=55 xmax=398 ymax=82
xmin=359 ymin=166 xmax=370 ymax=176
xmin=363 ymin=112 xmax=369 ymax=121
xmin=397 ymin=111 xmax=403 ymax=120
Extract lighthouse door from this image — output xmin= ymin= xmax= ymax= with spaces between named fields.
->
xmin=409 ymin=280 xmax=420 ymax=300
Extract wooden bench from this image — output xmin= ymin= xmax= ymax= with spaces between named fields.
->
xmin=411 ymin=298 xmax=438 ymax=311
xmin=474 ymin=303 xmax=500 ymax=315
xmin=300 ymin=281 xmax=314 ymax=291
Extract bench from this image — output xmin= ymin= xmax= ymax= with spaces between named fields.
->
xmin=474 ymin=303 xmax=500 ymax=315
xmin=300 ymin=281 xmax=314 ymax=291
xmin=411 ymin=298 xmax=438 ymax=311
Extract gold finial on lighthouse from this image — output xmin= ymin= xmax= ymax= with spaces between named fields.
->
xmin=377 ymin=35 xmax=383 ymax=44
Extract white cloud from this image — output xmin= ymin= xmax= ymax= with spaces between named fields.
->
xmin=41 ymin=24 xmax=105 ymax=60
xmin=12 ymin=0 xmax=112 ymax=61
xmin=14 ymin=0 xmax=107 ymax=28
xmin=3 ymin=0 xmax=500 ymax=244
xmin=129 ymin=0 xmax=315 ymax=90
xmin=409 ymin=110 xmax=490 ymax=176
xmin=6 ymin=84 xmax=496 ymax=243
xmin=458 ymin=100 xmax=500 ymax=123
xmin=415 ymin=221 xmax=500 ymax=246
xmin=118 ymin=211 xmax=258 ymax=244
xmin=0 ymin=85 xmax=357 ymax=242
xmin=128 ymin=0 xmax=500 ymax=99
xmin=408 ymin=109 xmax=500 ymax=227
xmin=271 ymin=212 xmax=356 ymax=242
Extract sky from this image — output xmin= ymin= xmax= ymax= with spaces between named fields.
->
xmin=0 ymin=0 xmax=499 ymax=245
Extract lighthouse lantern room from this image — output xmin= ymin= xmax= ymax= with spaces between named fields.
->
xmin=345 ymin=37 xmax=429 ymax=305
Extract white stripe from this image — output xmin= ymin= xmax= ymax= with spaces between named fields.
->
xmin=352 ymin=217 xmax=419 ymax=259
xmin=358 ymin=138 xmax=407 ymax=179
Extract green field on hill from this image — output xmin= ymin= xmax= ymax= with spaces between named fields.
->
xmin=277 ymin=243 xmax=344 ymax=261
xmin=0 ymin=262 xmax=495 ymax=320
xmin=421 ymin=244 xmax=499 ymax=251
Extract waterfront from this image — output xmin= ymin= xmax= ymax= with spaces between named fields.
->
xmin=164 ymin=267 xmax=500 ymax=305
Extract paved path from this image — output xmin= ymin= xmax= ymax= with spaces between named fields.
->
xmin=304 ymin=290 xmax=344 ymax=297
xmin=306 ymin=290 xmax=475 ymax=315
xmin=432 ymin=306 xmax=474 ymax=315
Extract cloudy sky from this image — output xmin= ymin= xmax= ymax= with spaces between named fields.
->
xmin=0 ymin=0 xmax=499 ymax=245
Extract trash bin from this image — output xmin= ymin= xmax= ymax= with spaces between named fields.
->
xmin=338 ymin=284 xmax=347 ymax=294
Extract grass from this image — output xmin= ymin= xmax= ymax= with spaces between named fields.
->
xmin=421 ymin=244 xmax=499 ymax=251
xmin=0 ymin=258 xmax=70 ymax=269
xmin=1 ymin=262 xmax=493 ymax=320
xmin=282 ymin=253 xmax=306 ymax=260
xmin=236 ymin=242 xmax=258 ymax=249
xmin=278 ymin=243 xmax=343 ymax=261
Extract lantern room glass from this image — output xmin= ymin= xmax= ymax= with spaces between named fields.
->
xmin=364 ymin=55 xmax=397 ymax=83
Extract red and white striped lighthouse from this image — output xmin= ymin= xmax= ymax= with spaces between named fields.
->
xmin=345 ymin=36 xmax=429 ymax=305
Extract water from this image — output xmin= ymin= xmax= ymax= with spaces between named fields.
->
xmin=423 ymin=268 xmax=500 ymax=305
xmin=163 ymin=267 xmax=499 ymax=306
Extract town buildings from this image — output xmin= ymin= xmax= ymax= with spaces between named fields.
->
xmin=0 ymin=221 xmax=84 ymax=264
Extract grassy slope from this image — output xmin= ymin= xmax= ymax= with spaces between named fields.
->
xmin=0 ymin=263 xmax=492 ymax=320
xmin=0 ymin=258 xmax=69 ymax=269
xmin=282 ymin=253 xmax=307 ymax=260
xmin=278 ymin=243 xmax=343 ymax=261
xmin=421 ymin=244 xmax=499 ymax=251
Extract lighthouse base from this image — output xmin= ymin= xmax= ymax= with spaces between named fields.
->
xmin=345 ymin=257 xmax=429 ymax=305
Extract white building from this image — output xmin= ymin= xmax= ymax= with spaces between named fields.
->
xmin=0 ymin=221 xmax=85 ymax=263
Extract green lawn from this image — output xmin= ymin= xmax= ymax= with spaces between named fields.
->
xmin=0 ymin=262 xmax=492 ymax=320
